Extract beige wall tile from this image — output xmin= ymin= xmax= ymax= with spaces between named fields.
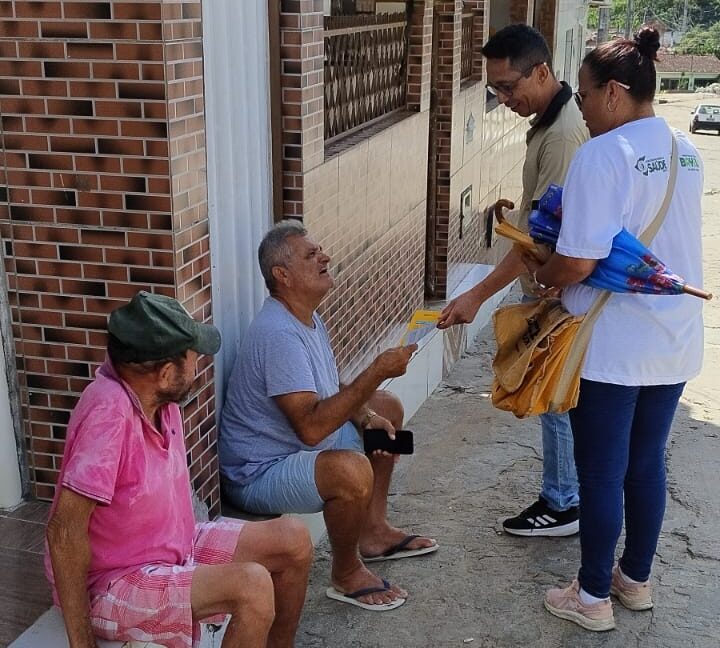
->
xmin=389 ymin=113 xmax=429 ymax=225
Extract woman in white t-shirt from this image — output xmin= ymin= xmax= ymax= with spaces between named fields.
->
xmin=523 ymin=28 xmax=704 ymax=632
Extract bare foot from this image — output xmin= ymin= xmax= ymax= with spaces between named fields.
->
xmin=331 ymin=563 xmax=407 ymax=606
xmin=359 ymin=524 xmax=437 ymax=559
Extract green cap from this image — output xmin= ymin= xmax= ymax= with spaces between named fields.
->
xmin=108 ymin=291 xmax=221 ymax=362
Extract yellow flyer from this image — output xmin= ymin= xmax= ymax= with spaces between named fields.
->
xmin=400 ymin=309 xmax=441 ymax=345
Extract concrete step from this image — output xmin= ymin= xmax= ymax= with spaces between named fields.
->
xmin=9 ymin=607 xmax=229 ymax=648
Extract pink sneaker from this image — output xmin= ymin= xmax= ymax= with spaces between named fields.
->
xmin=544 ymin=579 xmax=615 ymax=632
xmin=610 ymin=566 xmax=653 ymax=611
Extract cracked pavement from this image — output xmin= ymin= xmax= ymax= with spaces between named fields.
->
xmin=294 ymin=95 xmax=720 ymax=647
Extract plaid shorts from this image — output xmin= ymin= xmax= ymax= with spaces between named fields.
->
xmin=89 ymin=518 xmax=245 ymax=648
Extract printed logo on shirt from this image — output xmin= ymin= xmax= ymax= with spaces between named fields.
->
xmin=679 ymin=154 xmax=700 ymax=171
xmin=634 ymin=156 xmax=668 ymax=176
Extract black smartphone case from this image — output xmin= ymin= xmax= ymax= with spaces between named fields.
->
xmin=363 ymin=429 xmax=414 ymax=454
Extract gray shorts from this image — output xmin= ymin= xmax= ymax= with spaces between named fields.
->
xmin=221 ymin=422 xmax=363 ymax=514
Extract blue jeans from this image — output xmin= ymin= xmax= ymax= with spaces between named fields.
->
xmin=540 ymin=411 xmax=579 ymax=511
xmin=570 ymin=379 xmax=685 ymax=598
xmin=521 ymin=295 xmax=579 ymax=512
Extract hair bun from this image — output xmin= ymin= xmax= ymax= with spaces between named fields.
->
xmin=634 ymin=27 xmax=660 ymax=60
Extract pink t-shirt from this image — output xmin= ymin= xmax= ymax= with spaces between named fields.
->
xmin=45 ymin=358 xmax=196 ymax=602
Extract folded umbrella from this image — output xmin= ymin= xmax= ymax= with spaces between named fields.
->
xmin=493 ymin=199 xmax=540 ymax=253
xmin=537 ymin=184 xmax=563 ymax=218
xmin=584 ymin=228 xmax=711 ymax=299
xmin=528 ymin=208 xmax=561 ymax=246
xmin=500 ymin=185 xmax=712 ymax=301
xmin=528 ymin=184 xmax=564 ymax=246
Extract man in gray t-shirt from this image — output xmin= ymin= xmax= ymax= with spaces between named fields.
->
xmin=219 ymin=220 xmax=438 ymax=612
xmin=220 ymin=299 xmax=343 ymax=486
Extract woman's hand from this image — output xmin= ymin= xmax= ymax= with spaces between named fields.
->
xmin=521 ymin=251 xmax=543 ymax=276
xmin=522 ymin=251 xmax=599 ymax=290
xmin=520 ymin=251 xmax=561 ymax=297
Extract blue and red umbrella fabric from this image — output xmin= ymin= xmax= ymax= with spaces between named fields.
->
xmin=528 ymin=184 xmax=712 ymax=300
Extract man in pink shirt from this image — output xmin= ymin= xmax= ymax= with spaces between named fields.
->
xmin=45 ymin=291 xmax=313 ymax=648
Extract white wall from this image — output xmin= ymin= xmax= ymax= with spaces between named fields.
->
xmin=0 ymin=263 xmax=21 ymax=508
xmin=202 ymin=0 xmax=272 ymax=410
xmin=0 ymin=332 xmax=21 ymax=509
xmin=554 ymin=0 xmax=587 ymax=87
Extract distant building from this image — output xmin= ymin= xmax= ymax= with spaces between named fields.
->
xmin=656 ymin=49 xmax=720 ymax=92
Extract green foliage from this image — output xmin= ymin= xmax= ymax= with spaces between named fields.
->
xmin=601 ymin=0 xmax=720 ymax=33
xmin=676 ymin=21 xmax=720 ymax=54
xmin=588 ymin=6 xmax=599 ymax=29
xmin=587 ymin=0 xmax=720 ymax=60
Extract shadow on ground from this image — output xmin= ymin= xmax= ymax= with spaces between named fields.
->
xmin=296 ymin=308 xmax=720 ymax=648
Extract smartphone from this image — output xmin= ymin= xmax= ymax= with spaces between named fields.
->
xmin=363 ymin=429 xmax=414 ymax=455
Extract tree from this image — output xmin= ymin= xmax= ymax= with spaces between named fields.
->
xmin=589 ymin=0 xmax=720 ymax=34
xmin=676 ymin=21 xmax=720 ymax=54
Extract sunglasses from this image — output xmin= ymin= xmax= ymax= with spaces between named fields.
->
xmin=486 ymin=62 xmax=543 ymax=98
xmin=574 ymin=80 xmax=631 ymax=108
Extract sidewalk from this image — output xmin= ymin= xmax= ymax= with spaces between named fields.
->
xmin=294 ymin=284 xmax=720 ymax=648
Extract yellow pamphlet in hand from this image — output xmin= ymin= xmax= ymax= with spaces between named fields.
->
xmin=401 ymin=309 xmax=441 ymax=346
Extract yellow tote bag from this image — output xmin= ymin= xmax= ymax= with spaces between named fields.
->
xmin=491 ymin=295 xmax=609 ymax=418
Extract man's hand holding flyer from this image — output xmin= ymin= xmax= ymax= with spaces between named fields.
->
xmin=401 ymin=309 xmax=441 ymax=346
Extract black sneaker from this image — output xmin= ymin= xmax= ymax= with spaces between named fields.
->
xmin=502 ymin=497 xmax=579 ymax=537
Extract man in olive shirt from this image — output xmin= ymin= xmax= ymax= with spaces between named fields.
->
xmin=438 ymin=24 xmax=589 ymax=537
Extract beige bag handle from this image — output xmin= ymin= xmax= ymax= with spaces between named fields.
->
xmin=550 ymin=132 xmax=679 ymax=409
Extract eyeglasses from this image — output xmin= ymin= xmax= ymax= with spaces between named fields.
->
xmin=574 ymin=80 xmax=631 ymax=108
xmin=486 ymin=62 xmax=543 ymax=98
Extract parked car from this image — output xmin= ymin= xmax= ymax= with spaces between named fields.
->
xmin=689 ymin=104 xmax=720 ymax=134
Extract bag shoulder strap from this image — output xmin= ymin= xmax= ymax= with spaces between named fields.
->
xmin=639 ymin=131 xmax=679 ymax=245
xmin=551 ymin=132 xmax=678 ymax=406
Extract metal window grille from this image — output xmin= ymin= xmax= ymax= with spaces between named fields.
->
xmin=324 ymin=13 xmax=409 ymax=142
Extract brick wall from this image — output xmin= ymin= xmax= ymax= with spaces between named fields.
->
xmin=446 ymin=0 xmax=488 ymax=297
xmin=509 ymin=0 xmax=530 ymax=24
xmin=427 ymin=0 xmax=533 ymax=298
xmin=426 ymin=0 xmax=467 ymax=299
xmin=278 ymin=0 xmax=324 ymax=220
xmin=535 ymin=0 xmax=557 ymax=59
xmin=0 ymin=0 xmax=220 ymax=515
xmin=429 ymin=0 xmax=532 ymax=299
xmin=406 ymin=0 xmax=433 ymax=113
xmin=308 ymin=113 xmax=429 ymax=377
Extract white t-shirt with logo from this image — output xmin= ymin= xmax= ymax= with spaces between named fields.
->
xmin=557 ymin=117 xmax=704 ymax=385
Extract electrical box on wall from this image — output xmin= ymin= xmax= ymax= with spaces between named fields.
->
xmin=459 ymin=185 xmax=472 ymax=240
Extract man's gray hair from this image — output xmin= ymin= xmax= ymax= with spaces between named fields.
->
xmin=258 ymin=219 xmax=308 ymax=291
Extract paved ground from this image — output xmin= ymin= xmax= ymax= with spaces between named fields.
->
xmin=295 ymin=94 xmax=720 ymax=647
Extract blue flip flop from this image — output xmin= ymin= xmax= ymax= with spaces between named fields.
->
xmin=361 ymin=535 xmax=439 ymax=563
xmin=325 ymin=578 xmax=406 ymax=611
